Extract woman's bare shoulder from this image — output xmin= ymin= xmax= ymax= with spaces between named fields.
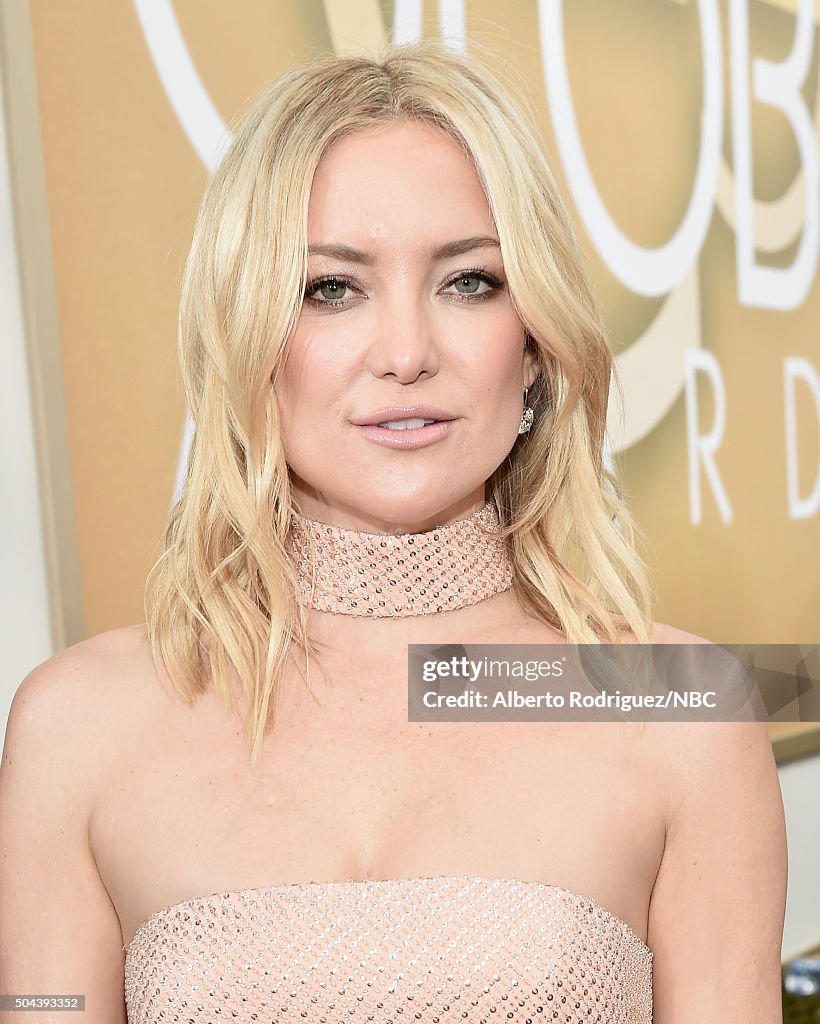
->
xmin=9 ymin=625 xmax=159 ymax=756
xmin=641 ymin=620 xmax=773 ymax=795
xmin=3 ymin=626 xmax=157 ymax=832
xmin=16 ymin=624 xmax=152 ymax=698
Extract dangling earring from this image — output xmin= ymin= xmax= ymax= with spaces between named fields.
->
xmin=518 ymin=386 xmax=534 ymax=435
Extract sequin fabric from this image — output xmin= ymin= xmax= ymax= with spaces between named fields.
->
xmin=124 ymin=875 xmax=652 ymax=1023
xmin=287 ymin=500 xmax=514 ymax=617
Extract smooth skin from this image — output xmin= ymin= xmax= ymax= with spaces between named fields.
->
xmin=0 ymin=121 xmax=787 ymax=1023
xmin=276 ymin=120 xmax=539 ymax=535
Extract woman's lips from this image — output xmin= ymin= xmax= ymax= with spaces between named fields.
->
xmin=351 ymin=405 xmax=456 ymax=425
xmin=354 ymin=419 xmax=456 ymax=449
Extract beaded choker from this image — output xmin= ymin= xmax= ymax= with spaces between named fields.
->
xmin=288 ymin=500 xmax=514 ymax=617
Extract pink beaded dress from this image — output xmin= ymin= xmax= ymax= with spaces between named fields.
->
xmin=123 ymin=502 xmax=654 ymax=1023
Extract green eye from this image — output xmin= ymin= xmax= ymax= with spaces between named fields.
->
xmin=453 ymin=275 xmax=482 ymax=294
xmin=304 ymin=276 xmax=353 ymax=307
xmin=445 ymin=268 xmax=504 ymax=301
xmin=319 ymin=278 xmax=346 ymax=299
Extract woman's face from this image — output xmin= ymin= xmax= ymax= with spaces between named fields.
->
xmin=276 ymin=120 xmax=539 ymax=533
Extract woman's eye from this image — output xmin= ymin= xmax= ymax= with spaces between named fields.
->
xmin=444 ymin=268 xmax=504 ymax=301
xmin=305 ymin=276 xmax=352 ymax=306
xmin=449 ymin=273 xmax=489 ymax=297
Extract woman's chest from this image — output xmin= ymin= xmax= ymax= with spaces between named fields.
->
xmin=91 ymin=656 xmax=668 ymax=950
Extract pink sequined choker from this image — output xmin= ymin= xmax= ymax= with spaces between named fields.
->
xmin=288 ymin=500 xmax=514 ymax=617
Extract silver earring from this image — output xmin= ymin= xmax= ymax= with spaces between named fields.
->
xmin=518 ymin=386 xmax=534 ymax=435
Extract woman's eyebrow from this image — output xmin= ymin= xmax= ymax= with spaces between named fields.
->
xmin=307 ymin=235 xmax=501 ymax=264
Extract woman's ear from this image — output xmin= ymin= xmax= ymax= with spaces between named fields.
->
xmin=523 ymin=333 xmax=540 ymax=390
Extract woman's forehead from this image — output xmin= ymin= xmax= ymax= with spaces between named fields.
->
xmin=307 ymin=124 xmax=494 ymax=254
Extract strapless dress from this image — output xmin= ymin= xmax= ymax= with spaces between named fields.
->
xmin=123 ymin=875 xmax=653 ymax=1023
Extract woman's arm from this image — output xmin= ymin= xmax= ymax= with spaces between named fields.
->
xmin=0 ymin=651 xmax=127 ymax=1023
xmin=648 ymin=718 xmax=788 ymax=1023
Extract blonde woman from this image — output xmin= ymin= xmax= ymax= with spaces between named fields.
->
xmin=1 ymin=40 xmax=786 ymax=1024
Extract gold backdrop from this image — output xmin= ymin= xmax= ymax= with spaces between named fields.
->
xmin=10 ymin=0 xmax=819 ymax=652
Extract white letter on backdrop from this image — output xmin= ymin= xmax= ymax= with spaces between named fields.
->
xmin=685 ymin=348 xmax=733 ymax=525
xmin=729 ymin=0 xmax=818 ymax=309
xmin=784 ymin=356 xmax=820 ymax=518
xmin=539 ymin=0 xmax=723 ymax=296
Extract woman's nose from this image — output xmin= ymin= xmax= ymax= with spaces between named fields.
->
xmin=366 ymin=297 xmax=441 ymax=383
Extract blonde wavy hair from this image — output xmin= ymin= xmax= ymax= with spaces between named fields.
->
xmin=144 ymin=39 xmax=656 ymax=766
